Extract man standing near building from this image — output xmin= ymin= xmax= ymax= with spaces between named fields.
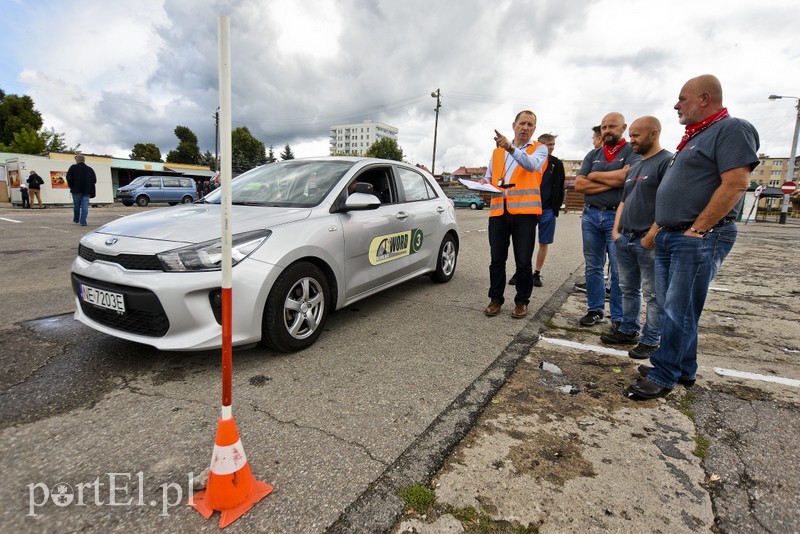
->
xmin=482 ymin=110 xmax=549 ymax=319
xmin=574 ymin=113 xmax=640 ymax=327
xmin=509 ymin=133 xmax=565 ymax=287
xmin=627 ymin=75 xmax=760 ymax=400
xmin=26 ymin=170 xmax=44 ymax=208
xmin=601 ymin=116 xmax=670 ymax=361
xmin=66 ymin=154 xmax=97 ymax=226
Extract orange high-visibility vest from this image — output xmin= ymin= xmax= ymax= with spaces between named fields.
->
xmin=488 ymin=143 xmax=547 ymax=217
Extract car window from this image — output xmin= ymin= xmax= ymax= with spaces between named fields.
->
xmin=203 ymin=160 xmax=355 ymax=207
xmin=396 ymin=167 xmax=433 ymax=202
xmin=163 ymin=177 xmax=181 ymax=187
xmin=146 ymin=177 xmax=161 ymax=187
xmin=350 ymin=166 xmax=395 ymax=204
xmin=180 ymin=178 xmax=194 ymax=188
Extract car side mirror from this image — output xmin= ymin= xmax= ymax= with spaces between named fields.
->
xmin=343 ymin=192 xmax=381 ymax=211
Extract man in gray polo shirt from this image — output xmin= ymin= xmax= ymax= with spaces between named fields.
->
xmin=602 ymin=116 xmax=671 ymax=360
xmin=574 ymin=112 xmax=641 ymax=327
xmin=627 ymin=75 xmax=760 ymax=400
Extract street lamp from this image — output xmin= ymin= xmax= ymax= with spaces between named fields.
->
xmin=431 ymin=89 xmax=441 ymax=176
xmin=768 ymin=94 xmax=800 ymax=224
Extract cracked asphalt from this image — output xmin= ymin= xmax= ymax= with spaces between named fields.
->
xmin=1 ymin=206 xmax=798 ymax=533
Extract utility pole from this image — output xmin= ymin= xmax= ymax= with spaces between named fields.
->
xmin=769 ymin=95 xmax=800 ymax=224
xmin=214 ymin=107 xmax=220 ymax=172
xmin=431 ymin=89 xmax=441 ymax=176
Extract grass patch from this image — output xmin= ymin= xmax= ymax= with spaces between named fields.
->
xmin=449 ymin=506 xmax=538 ymax=533
xmin=398 ymin=483 xmax=436 ymax=514
xmin=674 ymin=391 xmax=697 ymax=422
xmin=693 ymin=434 xmax=711 ymax=459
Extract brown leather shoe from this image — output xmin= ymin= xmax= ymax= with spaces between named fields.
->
xmin=484 ymin=302 xmax=502 ymax=317
xmin=511 ymin=304 xmax=527 ymax=318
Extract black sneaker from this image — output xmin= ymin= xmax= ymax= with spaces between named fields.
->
xmin=508 ymin=274 xmax=517 ymax=286
xmin=628 ymin=343 xmax=658 ymax=360
xmin=579 ymin=311 xmax=604 ymax=326
xmin=600 ymin=329 xmax=639 ymax=345
xmin=532 ymin=272 xmax=542 ymax=287
xmin=574 ymin=282 xmax=587 ymax=292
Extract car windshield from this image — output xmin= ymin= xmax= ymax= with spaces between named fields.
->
xmin=203 ymin=160 xmax=355 ymax=207
xmin=127 ymin=176 xmax=150 ymax=187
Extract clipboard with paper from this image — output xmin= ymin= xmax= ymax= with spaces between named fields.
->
xmin=458 ymin=178 xmax=501 ymax=193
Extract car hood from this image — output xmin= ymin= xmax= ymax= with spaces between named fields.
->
xmin=95 ymin=205 xmax=311 ymax=244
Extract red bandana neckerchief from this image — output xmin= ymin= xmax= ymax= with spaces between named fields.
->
xmin=676 ymin=108 xmax=729 ymax=151
xmin=602 ymin=138 xmax=627 ymax=162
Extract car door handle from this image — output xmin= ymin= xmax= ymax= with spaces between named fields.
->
xmin=396 ymin=211 xmax=409 ymax=220
xmin=436 ymin=206 xmax=445 ymax=213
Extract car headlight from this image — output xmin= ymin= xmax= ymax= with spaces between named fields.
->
xmin=157 ymin=229 xmax=272 ymax=271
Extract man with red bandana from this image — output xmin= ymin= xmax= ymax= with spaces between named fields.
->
xmin=574 ymin=112 xmax=640 ymax=328
xmin=627 ymin=75 xmax=760 ymax=400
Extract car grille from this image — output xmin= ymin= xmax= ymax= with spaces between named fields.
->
xmin=79 ymin=244 xmax=163 ymax=271
xmin=72 ymin=274 xmax=170 ymax=337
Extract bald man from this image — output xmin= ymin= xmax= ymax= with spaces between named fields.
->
xmin=627 ymin=75 xmax=760 ymax=400
xmin=602 ymin=117 xmax=671 ymax=359
xmin=574 ymin=112 xmax=641 ymax=328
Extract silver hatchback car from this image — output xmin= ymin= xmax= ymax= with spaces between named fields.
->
xmin=71 ymin=157 xmax=459 ymax=352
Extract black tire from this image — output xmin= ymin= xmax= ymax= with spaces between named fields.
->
xmin=262 ymin=262 xmax=330 ymax=352
xmin=136 ymin=196 xmax=149 ymax=207
xmin=122 ymin=202 xmax=133 ymax=207
xmin=430 ymin=233 xmax=457 ymax=283
xmin=469 ymin=202 xmax=478 ymax=210
xmin=181 ymin=195 xmax=193 ymax=204
xmin=168 ymin=202 xmax=177 ymax=206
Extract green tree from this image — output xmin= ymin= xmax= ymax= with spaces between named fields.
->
xmin=0 ymin=90 xmax=43 ymax=146
xmin=280 ymin=143 xmax=294 ymax=160
xmin=364 ymin=138 xmax=403 ymax=161
xmin=165 ymin=125 xmax=202 ymax=164
xmin=0 ymin=127 xmax=46 ymax=153
xmin=231 ymin=126 xmax=267 ymax=173
xmin=266 ymin=145 xmax=276 ymax=163
xmin=130 ymin=143 xmax=162 ymax=162
xmin=200 ymin=150 xmax=217 ymax=171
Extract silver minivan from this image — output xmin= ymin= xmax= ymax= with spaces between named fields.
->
xmin=116 ymin=175 xmax=198 ymax=207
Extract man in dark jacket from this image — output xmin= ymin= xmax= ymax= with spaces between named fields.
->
xmin=509 ymin=133 xmax=566 ymax=287
xmin=26 ymin=170 xmax=44 ymax=208
xmin=66 ymin=154 xmax=97 ymax=226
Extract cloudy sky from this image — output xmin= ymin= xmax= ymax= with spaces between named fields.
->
xmin=1 ymin=0 xmax=798 ymax=171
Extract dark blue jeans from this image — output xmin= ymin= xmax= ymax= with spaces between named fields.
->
xmin=72 ymin=193 xmax=91 ymax=225
xmin=648 ymin=224 xmax=737 ymax=388
xmin=581 ymin=206 xmax=622 ymax=321
xmin=488 ymin=212 xmax=537 ymax=306
xmin=614 ymin=233 xmax=660 ymax=345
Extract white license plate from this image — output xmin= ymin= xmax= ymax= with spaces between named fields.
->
xmin=80 ymin=284 xmax=126 ymax=314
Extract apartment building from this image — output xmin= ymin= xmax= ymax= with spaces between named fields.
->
xmin=751 ymin=154 xmax=799 ymax=186
xmin=329 ymin=120 xmax=399 ymax=156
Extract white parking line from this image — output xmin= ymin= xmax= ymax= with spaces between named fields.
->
xmin=538 ymin=335 xmax=800 ymax=388
xmin=0 ymin=217 xmax=21 ymax=223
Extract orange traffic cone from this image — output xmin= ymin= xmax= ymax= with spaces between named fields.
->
xmin=190 ymin=416 xmax=273 ymax=528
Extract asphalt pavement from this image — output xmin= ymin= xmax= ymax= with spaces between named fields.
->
xmin=1 ymin=204 xmax=798 ymax=533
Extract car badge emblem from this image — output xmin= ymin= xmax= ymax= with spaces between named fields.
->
xmin=105 ymin=238 xmax=119 ymax=246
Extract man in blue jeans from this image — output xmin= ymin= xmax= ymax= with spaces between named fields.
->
xmin=66 ymin=154 xmax=97 ymax=226
xmin=603 ymin=116 xmax=671 ymax=360
xmin=574 ymin=113 xmax=640 ymax=327
xmin=627 ymin=74 xmax=760 ymax=400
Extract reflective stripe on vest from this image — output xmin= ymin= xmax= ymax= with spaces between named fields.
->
xmin=488 ymin=143 xmax=546 ymax=217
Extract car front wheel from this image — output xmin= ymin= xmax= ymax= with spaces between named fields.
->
xmin=469 ymin=202 xmax=478 ymax=210
xmin=262 ymin=261 xmax=329 ymax=352
xmin=136 ymin=196 xmax=149 ymax=207
xmin=430 ymin=233 xmax=457 ymax=283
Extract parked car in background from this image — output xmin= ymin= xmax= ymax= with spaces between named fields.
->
xmin=449 ymin=192 xmax=487 ymax=210
xmin=116 ymin=175 xmax=199 ymax=207
xmin=73 ymin=157 xmax=460 ymax=352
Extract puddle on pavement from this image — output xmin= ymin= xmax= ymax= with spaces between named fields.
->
xmin=539 ymin=361 xmax=563 ymax=375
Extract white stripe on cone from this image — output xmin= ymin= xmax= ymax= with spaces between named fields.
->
xmin=210 ymin=439 xmax=248 ymax=475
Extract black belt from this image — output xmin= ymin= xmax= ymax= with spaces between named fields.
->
xmin=619 ymin=228 xmax=648 ymax=239
xmin=660 ymin=217 xmax=736 ymax=233
xmin=586 ymin=204 xmax=617 ymax=211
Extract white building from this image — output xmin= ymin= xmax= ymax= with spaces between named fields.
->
xmin=330 ymin=120 xmax=398 ymax=156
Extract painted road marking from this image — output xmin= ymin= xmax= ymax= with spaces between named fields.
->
xmin=538 ymin=335 xmax=799 ymax=388
xmin=0 ymin=217 xmax=21 ymax=223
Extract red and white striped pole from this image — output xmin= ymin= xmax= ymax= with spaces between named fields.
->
xmin=190 ymin=16 xmax=272 ymax=528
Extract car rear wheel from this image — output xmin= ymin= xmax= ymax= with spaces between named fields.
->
xmin=262 ymin=261 xmax=329 ymax=352
xmin=181 ymin=195 xmax=193 ymax=204
xmin=136 ymin=196 xmax=149 ymax=207
xmin=430 ymin=233 xmax=457 ymax=283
